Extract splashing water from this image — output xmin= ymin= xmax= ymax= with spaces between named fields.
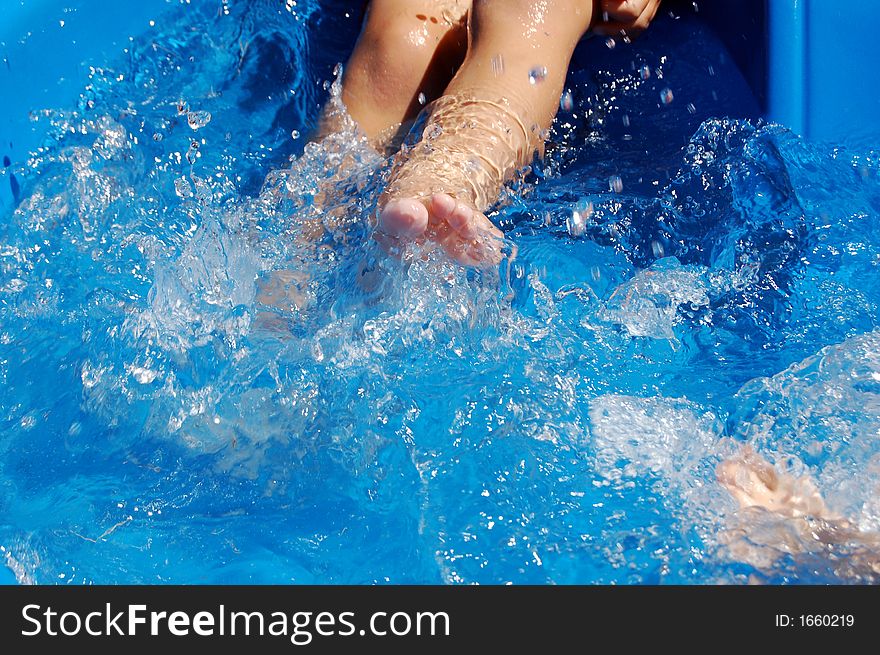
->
xmin=1 ymin=2 xmax=879 ymax=585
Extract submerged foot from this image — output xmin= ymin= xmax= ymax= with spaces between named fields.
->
xmin=716 ymin=445 xmax=831 ymax=519
xmin=377 ymin=191 xmax=505 ymax=267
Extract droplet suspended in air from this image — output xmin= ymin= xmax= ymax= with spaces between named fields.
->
xmin=567 ymin=210 xmax=586 ymax=237
xmin=528 ymin=66 xmax=547 ymax=85
xmin=187 ymin=110 xmax=212 ymax=130
xmin=559 ymin=91 xmax=574 ymax=112
xmin=185 ymin=140 xmax=200 ymax=165
xmin=660 ymin=87 xmax=674 ymax=105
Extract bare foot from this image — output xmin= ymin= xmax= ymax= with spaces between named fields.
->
xmin=716 ymin=446 xmax=880 ymax=580
xmin=716 ymin=445 xmax=833 ymax=520
xmin=377 ymin=192 xmax=505 ymax=267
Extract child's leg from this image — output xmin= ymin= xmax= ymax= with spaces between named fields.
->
xmin=335 ymin=0 xmax=471 ymax=142
xmin=377 ymin=0 xmax=593 ymax=265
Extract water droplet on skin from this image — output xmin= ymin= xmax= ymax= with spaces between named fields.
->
xmin=417 ymin=92 xmax=427 ymax=106
xmin=640 ymin=65 xmax=651 ymax=80
xmin=605 ymin=38 xmax=616 ymax=50
xmin=660 ymin=88 xmax=674 ymax=105
xmin=559 ymin=91 xmax=573 ymax=112
xmin=186 ymin=110 xmax=212 ymax=130
xmin=651 ymin=240 xmax=665 ymax=258
xmin=491 ymin=54 xmax=505 ymax=77
xmin=425 ymin=124 xmax=442 ymax=140
xmin=528 ymin=66 xmax=547 ymax=85
xmin=609 ymin=175 xmax=623 ymax=193
xmin=290 ymin=129 xmax=300 ymax=139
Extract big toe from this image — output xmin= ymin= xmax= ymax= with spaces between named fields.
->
xmin=378 ymin=198 xmax=429 ymax=239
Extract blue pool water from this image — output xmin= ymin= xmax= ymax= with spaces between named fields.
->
xmin=2 ymin=1 xmax=880 ymax=584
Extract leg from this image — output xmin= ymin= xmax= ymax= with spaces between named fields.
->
xmin=377 ymin=0 xmax=594 ymax=266
xmin=331 ymin=0 xmax=471 ymax=143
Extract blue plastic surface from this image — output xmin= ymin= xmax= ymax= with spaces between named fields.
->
xmin=707 ymin=0 xmax=880 ymax=144
xmin=0 ymin=0 xmax=166 ymax=162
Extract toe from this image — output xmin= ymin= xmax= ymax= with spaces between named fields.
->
xmin=429 ymin=193 xmax=457 ymax=221
xmin=446 ymin=201 xmax=476 ymax=237
xmin=378 ymin=198 xmax=429 ymax=238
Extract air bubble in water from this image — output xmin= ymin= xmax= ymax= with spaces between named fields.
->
xmin=605 ymin=38 xmax=616 ymax=50
xmin=491 ymin=54 xmax=505 ymax=77
xmin=686 ymin=102 xmax=696 ymax=114
xmin=290 ymin=129 xmax=300 ymax=139
xmin=559 ymin=91 xmax=574 ymax=112
xmin=660 ymin=87 xmax=674 ymax=105
xmin=640 ymin=65 xmax=651 ymax=80
xmin=609 ymin=175 xmax=623 ymax=193
xmin=417 ymin=92 xmax=427 ymax=106
xmin=152 ymin=133 xmax=163 ymax=142
xmin=176 ymin=101 xmax=189 ymax=115
xmin=651 ymin=240 xmax=665 ymax=258
xmin=187 ymin=110 xmax=212 ymax=130
xmin=528 ymin=66 xmax=547 ymax=85
xmin=622 ymin=114 xmax=630 ymax=127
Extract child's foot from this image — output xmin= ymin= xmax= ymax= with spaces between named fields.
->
xmin=373 ymin=92 xmax=530 ymax=269
xmin=716 ymin=445 xmax=832 ymax=519
xmin=377 ymin=192 xmax=504 ymax=268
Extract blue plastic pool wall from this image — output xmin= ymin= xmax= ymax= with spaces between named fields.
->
xmin=700 ymin=0 xmax=880 ymax=144
xmin=0 ymin=0 xmax=169 ymax=213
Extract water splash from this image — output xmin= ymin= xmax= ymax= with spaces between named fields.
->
xmin=1 ymin=2 xmax=879 ymax=585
